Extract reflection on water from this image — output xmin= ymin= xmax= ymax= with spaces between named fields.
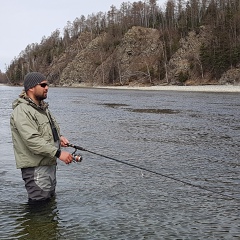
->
xmin=1 ymin=86 xmax=240 ymax=239
xmin=12 ymin=200 xmax=60 ymax=240
xmin=100 ymin=103 xmax=130 ymax=108
xmin=101 ymin=103 xmax=180 ymax=114
xmin=127 ymin=108 xmax=180 ymax=114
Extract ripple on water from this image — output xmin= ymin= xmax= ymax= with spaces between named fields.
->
xmin=1 ymin=87 xmax=240 ymax=239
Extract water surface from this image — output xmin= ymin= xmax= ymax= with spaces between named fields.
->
xmin=0 ymin=86 xmax=239 ymax=239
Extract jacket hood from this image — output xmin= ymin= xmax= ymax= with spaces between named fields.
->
xmin=12 ymin=90 xmax=49 ymax=111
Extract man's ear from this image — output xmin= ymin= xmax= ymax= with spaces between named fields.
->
xmin=28 ymin=87 xmax=35 ymax=92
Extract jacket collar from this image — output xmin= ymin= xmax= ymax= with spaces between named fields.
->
xmin=19 ymin=90 xmax=49 ymax=111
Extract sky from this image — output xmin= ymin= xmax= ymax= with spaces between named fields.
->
xmin=0 ymin=0 xmax=166 ymax=73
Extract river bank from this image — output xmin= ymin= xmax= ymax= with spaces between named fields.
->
xmin=2 ymin=83 xmax=240 ymax=92
xmin=95 ymin=84 xmax=240 ymax=92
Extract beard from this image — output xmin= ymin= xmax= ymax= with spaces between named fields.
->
xmin=36 ymin=92 xmax=47 ymax=102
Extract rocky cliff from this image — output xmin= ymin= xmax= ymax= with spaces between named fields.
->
xmin=46 ymin=26 xmax=240 ymax=87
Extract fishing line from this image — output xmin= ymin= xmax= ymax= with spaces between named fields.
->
xmin=68 ymin=143 xmax=239 ymax=201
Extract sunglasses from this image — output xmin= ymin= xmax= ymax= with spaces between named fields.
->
xmin=38 ymin=83 xmax=49 ymax=88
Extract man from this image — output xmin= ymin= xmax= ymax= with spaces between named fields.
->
xmin=10 ymin=72 xmax=73 ymax=203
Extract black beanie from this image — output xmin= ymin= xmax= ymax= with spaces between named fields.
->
xmin=24 ymin=72 xmax=46 ymax=91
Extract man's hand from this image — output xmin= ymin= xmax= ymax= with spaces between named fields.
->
xmin=60 ymin=136 xmax=69 ymax=147
xmin=59 ymin=151 xmax=73 ymax=164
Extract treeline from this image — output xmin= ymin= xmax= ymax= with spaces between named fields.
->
xmin=6 ymin=0 xmax=240 ymax=85
xmin=0 ymin=70 xmax=7 ymax=83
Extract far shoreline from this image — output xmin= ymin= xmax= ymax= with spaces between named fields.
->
xmin=1 ymin=83 xmax=240 ymax=92
xmin=95 ymin=84 xmax=240 ymax=93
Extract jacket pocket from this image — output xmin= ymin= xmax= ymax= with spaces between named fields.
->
xmin=34 ymin=114 xmax=52 ymax=141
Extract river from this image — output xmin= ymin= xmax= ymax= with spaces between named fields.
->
xmin=0 ymin=86 xmax=239 ymax=239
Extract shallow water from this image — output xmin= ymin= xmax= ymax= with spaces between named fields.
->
xmin=0 ymin=86 xmax=240 ymax=239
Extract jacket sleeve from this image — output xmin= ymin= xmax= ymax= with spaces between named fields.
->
xmin=12 ymin=104 xmax=58 ymax=157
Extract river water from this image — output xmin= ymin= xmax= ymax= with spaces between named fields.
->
xmin=0 ymin=86 xmax=239 ymax=239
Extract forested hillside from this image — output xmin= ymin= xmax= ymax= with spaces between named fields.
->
xmin=4 ymin=0 xmax=240 ymax=86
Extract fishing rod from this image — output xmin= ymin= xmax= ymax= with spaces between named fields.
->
xmin=68 ymin=143 xmax=239 ymax=201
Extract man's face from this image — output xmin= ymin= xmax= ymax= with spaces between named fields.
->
xmin=33 ymin=80 xmax=49 ymax=101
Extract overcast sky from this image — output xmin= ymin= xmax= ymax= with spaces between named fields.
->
xmin=0 ymin=0 xmax=166 ymax=72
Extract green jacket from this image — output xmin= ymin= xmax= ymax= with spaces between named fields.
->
xmin=10 ymin=92 xmax=61 ymax=169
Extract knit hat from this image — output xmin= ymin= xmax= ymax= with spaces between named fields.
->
xmin=24 ymin=72 xmax=46 ymax=91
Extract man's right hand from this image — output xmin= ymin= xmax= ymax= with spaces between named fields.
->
xmin=59 ymin=151 xmax=73 ymax=164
